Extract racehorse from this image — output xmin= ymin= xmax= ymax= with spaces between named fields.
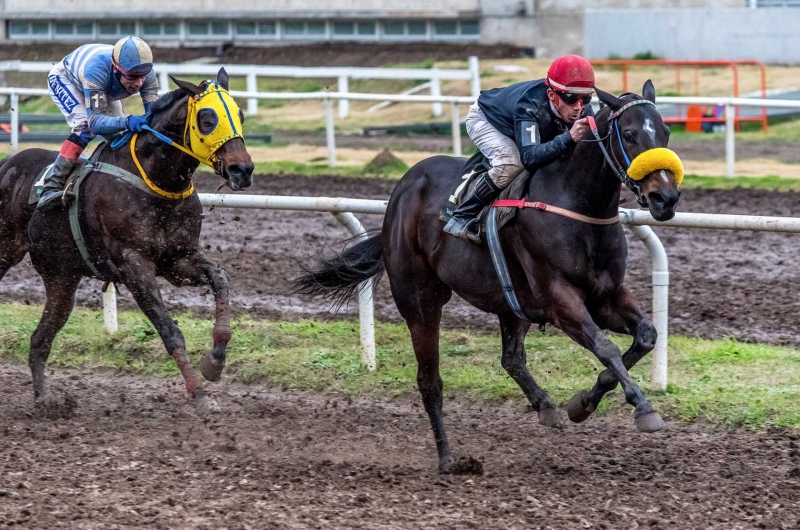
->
xmin=0 ymin=68 xmax=254 ymax=414
xmin=292 ymin=81 xmax=683 ymax=473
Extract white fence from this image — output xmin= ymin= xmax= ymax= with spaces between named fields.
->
xmin=95 ymin=193 xmax=800 ymax=390
xmin=3 ymin=86 xmax=799 ymax=178
xmin=0 ymin=57 xmax=481 ymax=119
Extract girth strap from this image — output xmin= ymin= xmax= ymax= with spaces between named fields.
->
xmin=91 ymin=162 xmax=169 ymax=198
xmin=491 ymin=199 xmax=619 ymax=225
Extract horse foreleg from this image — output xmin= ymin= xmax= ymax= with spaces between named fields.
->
xmin=29 ymin=273 xmax=81 ymax=409
xmin=548 ymin=282 xmax=664 ymax=433
xmin=568 ymin=287 xmax=657 ymax=424
xmin=498 ymin=313 xmax=564 ymax=429
xmin=164 ymin=253 xmax=231 ymax=382
xmin=119 ymin=251 xmax=216 ymax=413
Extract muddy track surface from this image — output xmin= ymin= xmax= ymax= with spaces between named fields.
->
xmin=3 ymin=173 xmax=800 ymax=345
xmin=1 ymin=364 xmax=798 ymax=529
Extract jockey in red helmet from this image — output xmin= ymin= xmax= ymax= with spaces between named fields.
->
xmin=444 ymin=54 xmax=596 ymax=242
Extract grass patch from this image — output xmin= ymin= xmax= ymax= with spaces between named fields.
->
xmin=1 ymin=302 xmax=799 ymax=429
xmin=681 ymin=174 xmax=800 ymax=191
xmin=206 ymin=160 xmax=410 ymax=179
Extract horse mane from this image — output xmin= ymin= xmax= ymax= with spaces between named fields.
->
xmin=148 ymin=89 xmax=187 ymax=126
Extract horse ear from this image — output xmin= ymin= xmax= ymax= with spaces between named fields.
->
xmin=169 ymin=75 xmax=203 ymax=97
xmin=642 ymin=79 xmax=656 ymax=104
xmin=595 ymin=87 xmax=623 ymax=111
xmin=217 ymin=68 xmax=229 ymax=91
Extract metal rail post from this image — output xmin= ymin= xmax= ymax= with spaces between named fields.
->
xmin=337 ymin=75 xmax=349 ymax=119
xmin=333 ymin=212 xmax=376 ymax=371
xmin=468 ymin=56 xmax=481 ymax=99
xmin=451 ymin=102 xmax=462 ymax=157
xmin=246 ymin=73 xmax=259 ymax=116
xmin=10 ymin=92 xmax=18 ymax=153
xmin=103 ymin=283 xmax=118 ymax=335
xmin=325 ymin=97 xmax=336 ymax=167
xmin=626 ymin=224 xmax=669 ymax=390
xmin=726 ymin=103 xmax=735 ymax=178
xmin=430 ymin=74 xmax=442 ymax=117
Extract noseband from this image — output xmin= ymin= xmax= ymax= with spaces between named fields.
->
xmin=587 ymin=99 xmax=657 ymax=207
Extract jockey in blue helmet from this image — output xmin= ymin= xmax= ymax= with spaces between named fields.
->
xmin=38 ymin=36 xmax=160 ymax=211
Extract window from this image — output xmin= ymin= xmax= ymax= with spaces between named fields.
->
xmin=76 ymin=22 xmax=93 ymax=35
xmin=284 ymin=21 xmax=304 ymax=35
xmin=163 ymin=22 xmax=179 ymax=35
xmin=98 ymin=22 xmax=118 ymax=36
xmin=434 ymin=20 xmax=457 ymax=36
xmin=408 ymin=21 xmax=427 ymax=35
xmin=384 ymin=21 xmax=404 ymax=35
xmin=236 ymin=22 xmax=256 ymax=35
xmin=307 ymin=21 xmax=325 ymax=35
xmin=258 ymin=22 xmax=276 ymax=35
xmin=334 ymin=22 xmax=354 ymax=35
xmin=31 ymin=22 xmax=48 ymax=35
xmin=54 ymin=22 xmax=73 ymax=35
xmin=189 ymin=22 xmax=208 ymax=35
xmin=356 ymin=22 xmax=375 ymax=35
xmin=460 ymin=20 xmax=480 ymax=35
xmin=119 ymin=22 xmax=135 ymax=35
xmin=211 ymin=21 xmax=228 ymax=35
xmin=142 ymin=22 xmax=161 ymax=36
xmin=9 ymin=21 xmax=28 ymax=36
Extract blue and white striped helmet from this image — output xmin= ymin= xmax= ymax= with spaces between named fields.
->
xmin=112 ymin=36 xmax=153 ymax=77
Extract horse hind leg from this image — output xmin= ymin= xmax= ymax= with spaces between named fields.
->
xmin=29 ymin=272 xmax=81 ymax=417
xmin=498 ymin=313 xmax=565 ymax=429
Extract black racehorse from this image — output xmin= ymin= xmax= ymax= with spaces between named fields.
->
xmin=292 ymin=82 xmax=682 ymax=472
xmin=0 ymin=68 xmax=254 ymax=414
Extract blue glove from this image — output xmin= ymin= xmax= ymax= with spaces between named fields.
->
xmin=126 ymin=114 xmax=149 ymax=133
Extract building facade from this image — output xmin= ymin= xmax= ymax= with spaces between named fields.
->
xmin=0 ymin=0 xmax=742 ymax=57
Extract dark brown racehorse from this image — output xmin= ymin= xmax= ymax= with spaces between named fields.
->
xmin=292 ymin=82 xmax=681 ymax=472
xmin=0 ymin=69 xmax=254 ymax=414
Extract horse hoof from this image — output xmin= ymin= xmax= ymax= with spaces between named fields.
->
xmin=566 ymin=391 xmax=597 ymax=423
xmin=194 ymin=389 xmax=221 ymax=415
xmin=635 ymin=411 xmax=665 ymax=433
xmin=538 ymin=406 xmax=565 ymax=430
xmin=200 ymin=352 xmax=225 ymax=382
xmin=34 ymin=392 xmax=78 ymax=419
xmin=440 ymin=456 xmax=484 ymax=476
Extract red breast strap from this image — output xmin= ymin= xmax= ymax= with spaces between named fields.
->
xmin=491 ymin=200 xmax=619 ymax=226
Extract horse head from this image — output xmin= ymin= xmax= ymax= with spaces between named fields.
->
xmin=595 ymin=81 xmax=682 ymax=221
xmin=151 ymin=68 xmax=254 ymax=191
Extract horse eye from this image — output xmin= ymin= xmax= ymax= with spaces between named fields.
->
xmin=622 ymin=131 xmax=636 ymax=143
xmin=238 ymin=108 xmax=245 ymax=125
xmin=197 ymin=108 xmax=218 ymax=135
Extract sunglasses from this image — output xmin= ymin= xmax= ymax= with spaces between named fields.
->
xmin=121 ymin=72 xmax=148 ymax=81
xmin=556 ymin=91 xmax=593 ymax=106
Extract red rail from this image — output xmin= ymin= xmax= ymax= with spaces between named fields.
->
xmin=590 ymin=60 xmax=768 ymax=132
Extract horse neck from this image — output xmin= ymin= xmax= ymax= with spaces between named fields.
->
xmin=526 ymin=122 xmax=622 ymax=219
xmin=125 ymin=125 xmax=199 ymax=194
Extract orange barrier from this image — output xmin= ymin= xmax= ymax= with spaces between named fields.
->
xmin=590 ymin=60 xmax=768 ymax=132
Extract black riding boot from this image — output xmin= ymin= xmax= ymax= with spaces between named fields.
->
xmin=443 ymin=172 xmax=502 ymax=243
xmin=36 ymin=155 xmax=76 ymax=212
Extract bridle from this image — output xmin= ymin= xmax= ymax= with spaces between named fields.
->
xmin=586 ymin=99 xmax=658 ymax=207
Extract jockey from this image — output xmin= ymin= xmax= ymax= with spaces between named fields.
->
xmin=37 ymin=36 xmax=159 ymax=211
xmin=444 ymin=54 xmax=596 ymax=241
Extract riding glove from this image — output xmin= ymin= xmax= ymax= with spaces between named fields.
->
xmin=126 ymin=114 xmax=149 ymax=132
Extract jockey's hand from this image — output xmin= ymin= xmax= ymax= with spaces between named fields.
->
xmin=570 ymin=117 xmax=590 ymax=142
xmin=126 ymin=114 xmax=149 ymax=133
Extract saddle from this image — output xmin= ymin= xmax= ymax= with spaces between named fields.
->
xmin=439 ymin=152 xmax=532 ymax=244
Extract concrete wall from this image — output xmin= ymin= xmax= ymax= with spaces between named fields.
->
xmin=584 ymin=8 xmax=800 ymax=63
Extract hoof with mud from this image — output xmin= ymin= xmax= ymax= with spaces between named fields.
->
xmin=439 ymin=455 xmax=484 ymax=476
xmin=194 ymin=388 xmax=221 ymax=415
xmin=566 ymin=390 xmax=597 ymax=423
xmin=200 ymin=351 xmax=225 ymax=382
xmin=34 ymin=392 xmax=78 ymax=419
xmin=538 ymin=406 xmax=565 ymax=430
xmin=634 ymin=410 xmax=665 ymax=433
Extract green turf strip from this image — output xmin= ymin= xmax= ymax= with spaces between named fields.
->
xmin=1 ymin=302 xmax=798 ymax=429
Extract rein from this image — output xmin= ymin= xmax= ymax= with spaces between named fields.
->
xmin=587 ymin=99 xmax=657 ymax=207
xmin=130 ymin=132 xmax=195 ymax=200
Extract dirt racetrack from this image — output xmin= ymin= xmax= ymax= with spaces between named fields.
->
xmin=1 ymin=364 xmax=799 ymax=529
xmin=3 ymin=172 xmax=800 ymax=345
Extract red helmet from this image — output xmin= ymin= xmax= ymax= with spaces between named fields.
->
xmin=545 ymin=55 xmax=595 ymax=95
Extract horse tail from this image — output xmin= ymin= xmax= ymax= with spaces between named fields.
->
xmin=291 ymin=233 xmax=384 ymax=310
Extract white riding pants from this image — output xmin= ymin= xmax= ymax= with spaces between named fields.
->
xmin=465 ymin=102 xmax=524 ymax=189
